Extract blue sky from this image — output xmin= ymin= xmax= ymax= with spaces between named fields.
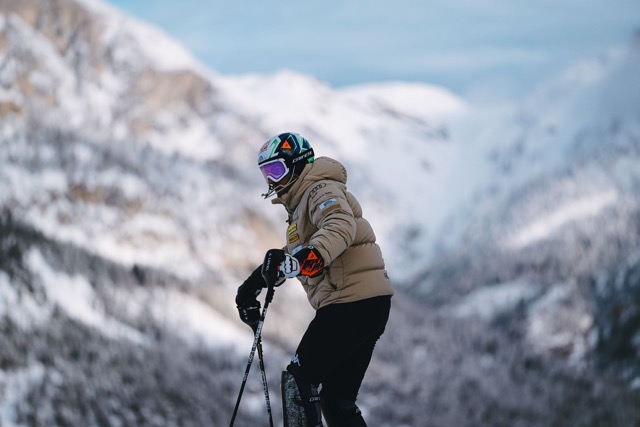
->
xmin=106 ymin=0 xmax=639 ymax=100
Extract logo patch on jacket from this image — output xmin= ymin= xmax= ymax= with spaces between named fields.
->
xmin=319 ymin=198 xmax=337 ymax=211
xmin=309 ymin=183 xmax=327 ymax=200
xmin=287 ymin=223 xmax=297 ymax=235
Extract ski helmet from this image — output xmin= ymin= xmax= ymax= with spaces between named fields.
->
xmin=258 ymin=132 xmax=315 ymax=198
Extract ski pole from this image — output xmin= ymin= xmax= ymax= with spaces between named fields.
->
xmin=229 ymin=285 xmax=276 ymax=427
xmin=256 ymin=337 xmax=274 ymax=427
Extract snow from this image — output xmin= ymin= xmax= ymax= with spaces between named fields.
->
xmin=341 ymin=81 xmax=467 ymax=118
xmin=22 ymin=248 xmax=249 ymax=351
xmin=450 ymin=281 xmax=539 ymax=319
xmin=26 ymin=249 xmax=147 ymax=344
xmin=0 ymin=271 xmax=48 ymax=326
xmin=148 ymin=113 xmax=222 ymax=159
xmin=145 ymin=288 xmax=252 ymax=351
xmin=505 ymin=190 xmax=619 ymax=250
xmin=5 ymin=14 xmax=85 ymax=129
xmin=526 ymin=283 xmax=594 ymax=366
xmin=88 ymin=226 xmax=206 ymax=281
xmin=0 ymin=364 xmax=46 ymax=426
xmin=76 ymin=0 xmax=205 ymax=73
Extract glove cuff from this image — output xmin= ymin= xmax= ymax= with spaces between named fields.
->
xmin=295 ymin=246 xmax=324 ymax=278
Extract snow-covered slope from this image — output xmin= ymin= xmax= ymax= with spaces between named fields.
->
xmin=446 ymin=41 xmax=640 ymax=252
xmin=411 ymin=36 xmax=640 ymax=381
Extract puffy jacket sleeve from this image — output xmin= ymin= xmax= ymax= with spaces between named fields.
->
xmin=306 ymin=180 xmax=356 ymax=265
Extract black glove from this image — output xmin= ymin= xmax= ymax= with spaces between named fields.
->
xmin=235 ymin=265 xmax=267 ymax=308
xmin=236 ymin=265 xmax=267 ymax=330
xmin=237 ymin=301 xmax=261 ymax=331
xmin=262 ymin=249 xmax=287 ymax=286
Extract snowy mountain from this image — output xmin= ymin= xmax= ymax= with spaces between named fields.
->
xmin=0 ymin=0 xmax=465 ymax=284
xmin=1 ymin=0 xmax=639 ymax=425
xmin=411 ymin=35 xmax=640 ymax=388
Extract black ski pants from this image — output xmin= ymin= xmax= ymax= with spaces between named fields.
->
xmin=287 ymin=295 xmax=391 ymax=424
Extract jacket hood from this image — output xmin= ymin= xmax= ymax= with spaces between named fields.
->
xmin=273 ymin=156 xmax=347 ymax=210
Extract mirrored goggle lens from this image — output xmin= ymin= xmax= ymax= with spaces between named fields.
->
xmin=260 ymin=160 xmax=288 ymax=182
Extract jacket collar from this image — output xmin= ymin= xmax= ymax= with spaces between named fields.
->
xmin=271 ymin=156 xmax=347 ymax=211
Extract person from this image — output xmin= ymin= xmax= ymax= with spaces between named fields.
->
xmin=235 ymin=132 xmax=394 ymax=427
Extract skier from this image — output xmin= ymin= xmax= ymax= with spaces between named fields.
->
xmin=235 ymin=132 xmax=394 ymax=427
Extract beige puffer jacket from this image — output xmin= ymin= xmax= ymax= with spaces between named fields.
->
xmin=272 ymin=156 xmax=394 ymax=310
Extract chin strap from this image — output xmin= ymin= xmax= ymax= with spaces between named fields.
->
xmin=261 ymin=173 xmax=298 ymax=199
xmin=261 ymin=186 xmax=277 ymax=199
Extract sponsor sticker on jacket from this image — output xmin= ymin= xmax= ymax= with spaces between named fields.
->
xmin=287 ymin=223 xmax=297 ymax=235
xmin=319 ymin=198 xmax=337 ymax=211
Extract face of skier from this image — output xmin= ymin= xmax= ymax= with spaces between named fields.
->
xmin=267 ymin=170 xmax=295 ymax=197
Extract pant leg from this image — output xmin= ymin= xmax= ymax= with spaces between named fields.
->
xmin=320 ymin=397 xmax=368 ymax=427
xmin=318 ymin=306 xmax=388 ymax=427
xmin=319 ymin=330 xmax=381 ymax=401
xmin=318 ymin=334 xmax=379 ymax=427
xmin=291 ymin=296 xmax=390 ymax=384
xmin=288 ymin=296 xmax=391 ymax=425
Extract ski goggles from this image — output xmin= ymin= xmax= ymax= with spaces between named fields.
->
xmin=259 ymin=158 xmax=289 ymax=183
